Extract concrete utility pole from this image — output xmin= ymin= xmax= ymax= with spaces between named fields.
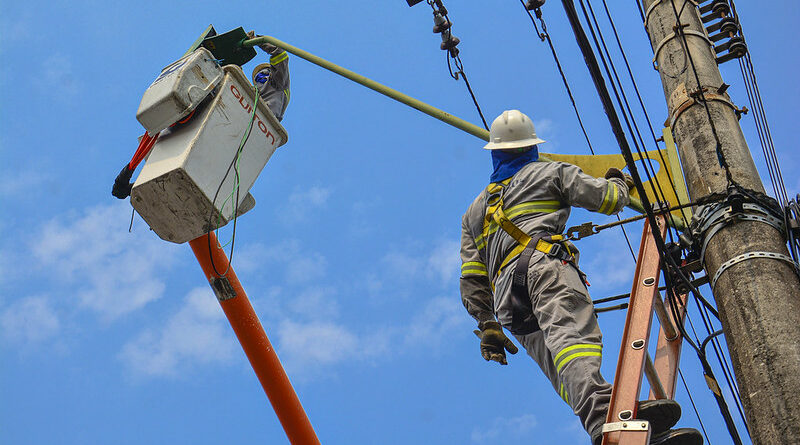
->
xmin=641 ymin=1 xmax=800 ymax=443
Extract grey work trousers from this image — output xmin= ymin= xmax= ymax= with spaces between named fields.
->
xmin=501 ymin=253 xmax=611 ymax=441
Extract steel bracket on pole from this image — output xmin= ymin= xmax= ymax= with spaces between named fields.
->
xmin=644 ymin=0 xmax=699 ymax=29
xmin=652 ymin=29 xmax=715 ymax=71
xmin=710 ymin=251 xmax=799 ymax=289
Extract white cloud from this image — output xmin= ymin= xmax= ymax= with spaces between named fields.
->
xmin=0 ymin=296 xmax=59 ymax=343
xmin=471 ymin=414 xmax=538 ymax=442
xmin=278 ymin=186 xmax=331 ymax=224
xmin=287 ymin=286 xmax=339 ymax=320
xmin=276 ymin=319 xmax=360 ymax=375
xmin=239 ymin=240 xmax=328 ymax=285
xmin=426 ymin=239 xmax=461 ymax=285
xmin=403 ymin=297 xmax=467 ymax=349
xmin=119 ymin=287 xmax=236 ymax=377
xmin=31 ymin=202 xmax=177 ymax=321
xmin=0 ymin=169 xmax=49 ymax=197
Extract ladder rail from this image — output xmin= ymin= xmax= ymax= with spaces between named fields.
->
xmin=602 ymin=215 xmax=669 ymax=445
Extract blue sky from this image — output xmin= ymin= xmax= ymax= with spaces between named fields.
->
xmin=1 ymin=1 xmax=797 ymax=444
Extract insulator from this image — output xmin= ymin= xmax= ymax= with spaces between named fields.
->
xmin=440 ymin=35 xmax=460 ymax=51
xmin=432 ymin=13 xmax=452 ymax=33
xmin=525 ymin=0 xmax=546 ymax=10
xmin=719 ymin=17 xmax=739 ymax=36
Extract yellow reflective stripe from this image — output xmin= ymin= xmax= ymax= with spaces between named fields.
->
xmin=599 ymin=182 xmax=619 ymax=215
xmin=556 ymin=351 xmax=603 ymax=373
xmin=559 ymin=383 xmax=569 ymax=404
xmin=554 ymin=344 xmax=602 ymax=365
xmin=270 ymin=51 xmax=288 ymax=64
xmin=505 ymin=200 xmax=561 ymax=219
xmin=283 ymin=88 xmax=290 ymax=101
xmin=461 ymin=262 xmax=487 ymax=277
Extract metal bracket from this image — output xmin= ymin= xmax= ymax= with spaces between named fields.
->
xmin=667 ymin=84 xmax=743 ymax=128
xmin=696 ymin=202 xmax=786 ymax=263
xmin=211 ymin=276 xmax=237 ymax=301
xmin=711 ymin=251 xmax=799 ymax=289
xmin=644 ymin=0 xmax=699 ymax=29
xmin=653 ymin=29 xmax=714 ymax=71
xmin=602 ymin=420 xmax=651 ymax=433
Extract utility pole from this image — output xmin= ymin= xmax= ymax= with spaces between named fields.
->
xmin=641 ymin=1 xmax=800 ymax=443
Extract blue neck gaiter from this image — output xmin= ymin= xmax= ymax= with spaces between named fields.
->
xmin=490 ymin=146 xmax=539 ymax=183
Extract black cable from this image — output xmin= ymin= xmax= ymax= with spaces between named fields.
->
xmin=678 ymin=368 xmax=712 ymax=445
xmin=598 ymin=0 xmax=692 ymax=229
xmin=581 ymin=0 xmax=677 ymax=236
xmin=520 ymin=1 xmax=637 ymax=262
xmin=428 ymin=0 xmax=489 ymax=130
xmin=670 ymin=0 xmax=734 ymax=185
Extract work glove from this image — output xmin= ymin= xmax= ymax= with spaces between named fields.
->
xmin=112 ymin=164 xmax=134 ymax=199
xmin=605 ymin=167 xmax=635 ymax=190
xmin=473 ymin=321 xmax=518 ymax=365
xmin=247 ymin=30 xmax=280 ymax=55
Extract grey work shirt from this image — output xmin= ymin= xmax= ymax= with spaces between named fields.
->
xmin=254 ymin=50 xmax=290 ymax=122
xmin=459 ymin=160 xmax=630 ymax=327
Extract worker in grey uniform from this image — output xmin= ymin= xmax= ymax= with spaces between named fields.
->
xmin=459 ymin=110 xmax=702 ymax=445
xmin=248 ymin=32 xmax=290 ymax=122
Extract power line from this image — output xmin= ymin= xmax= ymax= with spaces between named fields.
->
xmin=519 ymin=1 xmax=638 ymax=262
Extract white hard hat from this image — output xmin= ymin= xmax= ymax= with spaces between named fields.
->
xmin=251 ymin=63 xmax=271 ymax=83
xmin=483 ymin=110 xmax=546 ymax=150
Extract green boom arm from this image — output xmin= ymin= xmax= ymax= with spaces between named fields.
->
xmin=242 ymin=35 xmax=681 ymax=229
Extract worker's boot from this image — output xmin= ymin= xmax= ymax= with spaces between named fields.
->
xmin=649 ymin=428 xmax=703 ymax=445
xmin=637 ymin=399 xmax=681 ymax=434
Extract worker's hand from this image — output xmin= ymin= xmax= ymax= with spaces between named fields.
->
xmin=247 ymin=30 xmax=280 ymax=54
xmin=474 ymin=321 xmax=518 ymax=365
xmin=605 ymin=167 xmax=635 ymax=190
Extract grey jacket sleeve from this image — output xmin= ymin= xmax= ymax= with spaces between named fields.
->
xmin=559 ymin=163 xmax=630 ymax=215
xmin=460 ymin=215 xmax=495 ymax=325
xmin=267 ymin=50 xmax=290 ymax=91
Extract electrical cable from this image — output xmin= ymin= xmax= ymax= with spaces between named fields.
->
xmin=206 ymin=82 xmax=259 ymax=277
xmin=580 ymin=0 xmax=676 ymax=231
xmin=427 ymin=0 xmax=489 ymax=129
xmin=519 ymin=1 xmax=637 ymax=262
xmin=678 ymin=368 xmax=712 ymax=445
xmin=598 ymin=0 xmax=693 ymax=229
xmin=669 ymin=0 xmax=735 ymax=185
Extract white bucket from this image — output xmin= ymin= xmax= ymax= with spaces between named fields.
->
xmin=131 ymin=65 xmax=288 ymax=244
xmin=136 ymin=47 xmax=224 ymax=135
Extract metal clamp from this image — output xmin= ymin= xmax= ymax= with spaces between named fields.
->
xmin=602 ymin=420 xmax=651 ymax=433
xmin=668 ymin=85 xmax=742 ymax=129
xmin=644 ymin=0 xmax=699 ymax=29
xmin=695 ymin=202 xmax=786 ymax=263
xmin=653 ymin=29 xmax=714 ymax=71
xmin=710 ymin=251 xmax=799 ymax=289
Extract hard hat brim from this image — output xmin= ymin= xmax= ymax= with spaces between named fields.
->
xmin=483 ymin=137 xmax=546 ymax=150
xmin=251 ymin=63 xmax=272 ymax=83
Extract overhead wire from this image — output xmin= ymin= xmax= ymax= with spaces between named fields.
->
xmin=727 ymin=0 xmax=788 ymax=207
xmin=597 ymin=0 xmax=692 ymax=229
xmin=426 ymin=0 xmax=490 ymax=130
xmin=562 ymin=0 xmax=747 ymax=440
xmin=519 ymin=1 xmax=637 ymax=262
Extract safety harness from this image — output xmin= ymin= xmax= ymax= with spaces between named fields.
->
xmin=483 ymin=180 xmax=579 ymax=335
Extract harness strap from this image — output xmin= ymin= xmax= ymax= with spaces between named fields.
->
xmin=510 ymin=232 xmax=547 ymax=335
